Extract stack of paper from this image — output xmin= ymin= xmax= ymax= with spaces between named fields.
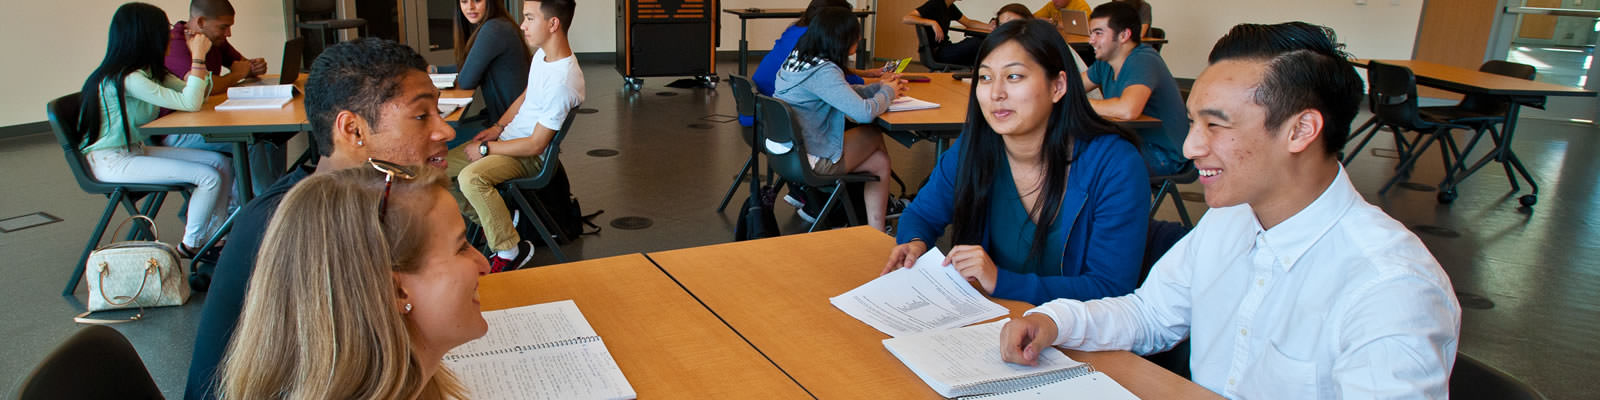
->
xmin=430 ymin=73 xmax=458 ymax=89
xmin=889 ymin=96 xmax=940 ymax=112
xmin=438 ymin=97 xmax=473 ymax=116
xmin=216 ymin=84 xmax=294 ymax=111
xmin=829 ymin=248 xmax=1009 ymax=337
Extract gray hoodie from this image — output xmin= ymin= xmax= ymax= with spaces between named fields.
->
xmin=773 ymin=62 xmax=895 ymax=162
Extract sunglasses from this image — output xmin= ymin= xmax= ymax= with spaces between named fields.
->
xmin=368 ymin=158 xmax=417 ymax=219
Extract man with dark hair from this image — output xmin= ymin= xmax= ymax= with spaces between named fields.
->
xmin=446 ymin=0 xmax=585 ymax=272
xmin=903 ymin=0 xmax=994 ymax=67
xmin=165 ymin=0 xmax=264 ymax=96
xmin=184 ymin=38 xmax=455 ymax=400
xmin=1000 ymin=22 xmax=1460 ymax=398
xmin=1082 ymin=1 xmax=1188 ymax=175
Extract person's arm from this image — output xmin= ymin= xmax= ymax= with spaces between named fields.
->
xmin=957 ymin=16 xmax=994 ymax=31
xmin=1329 ymin=271 xmax=1458 ymax=398
xmin=1080 ymin=71 xmax=1099 ymax=93
xmin=886 ymin=138 xmax=964 ymax=272
xmin=808 ymin=65 xmax=894 ymax=123
xmin=127 ymin=70 xmax=210 ymax=112
xmin=454 ymin=20 xmax=516 ymax=90
xmin=207 ymin=62 xmax=253 ymax=95
xmin=475 ymin=91 xmax=527 ymax=142
xmin=902 ymin=10 xmax=947 ymax=42
xmin=1089 ymin=84 xmax=1150 ymax=120
xmin=482 ymin=120 xmax=557 ymax=158
xmin=990 ymin=139 xmax=1151 ymax=304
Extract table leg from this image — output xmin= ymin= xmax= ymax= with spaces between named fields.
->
xmin=738 ymin=19 xmax=750 ymax=76
xmin=231 ymin=142 xmax=254 ymax=204
xmin=857 ymin=16 xmax=870 ymax=69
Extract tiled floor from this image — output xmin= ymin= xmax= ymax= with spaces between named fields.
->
xmin=2 ymin=60 xmax=1597 ymax=399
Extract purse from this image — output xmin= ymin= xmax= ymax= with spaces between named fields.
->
xmin=74 ymin=215 xmax=191 ymax=324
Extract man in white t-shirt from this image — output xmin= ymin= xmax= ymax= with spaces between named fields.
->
xmin=447 ymin=0 xmax=584 ymax=272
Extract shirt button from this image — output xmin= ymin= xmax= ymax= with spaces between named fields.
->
xmin=1229 ymin=378 xmax=1236 ymax=385
xmin=1240 ymin=328 xmax=1249 ymax=336
xmin=1256 ymin=279 xmax=1264 ymax=286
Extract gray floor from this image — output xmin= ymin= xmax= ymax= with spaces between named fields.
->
xmin=2 ymin=60 xmax=1597 ymax=399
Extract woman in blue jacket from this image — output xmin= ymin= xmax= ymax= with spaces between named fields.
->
xmin=884 ymin=19 xmax=1149 ymax=305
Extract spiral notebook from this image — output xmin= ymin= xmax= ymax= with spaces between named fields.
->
xmin=443 ymin=300 xmax=637 ymax=400
xmin=883 ymin=319 xmax=1138 ymax=399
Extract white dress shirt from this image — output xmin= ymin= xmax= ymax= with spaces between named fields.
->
xmin=1027 ymin=167 xmax=1460 ymax=399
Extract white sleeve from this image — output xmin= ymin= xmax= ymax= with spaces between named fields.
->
xmin=1025 ymin=221 xmax=1198 ymax=355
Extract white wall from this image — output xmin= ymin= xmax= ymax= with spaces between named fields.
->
xmin=0 ymin=0 xmax=287 ymax=127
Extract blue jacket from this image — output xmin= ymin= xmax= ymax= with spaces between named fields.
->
xmin=895 ymin=133 xmax=1150 ymax=305
xmin=744 ymin=26 xmax=864 ymax=126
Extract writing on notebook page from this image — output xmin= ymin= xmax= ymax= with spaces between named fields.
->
xmin=444 ymin=300 xmax=636 ymax=400
xmin=830 ymin=248 xmax=1008 ymax=337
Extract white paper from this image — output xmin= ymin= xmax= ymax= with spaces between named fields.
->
xmin=829 ymin=248 xmax=1009 ymax=337
xmin=217 ymin=84 xmax=294 ymax=111
xmin=974 ymin=372 xmax=1139 ymax=400
xmin=438 ymin=96 xmax=474 ymax=115
xmin=448 ymin=339 xmax=637 ymax=400
xmin=431 ymin=73 xmax=458 ymax=89
xmin=214 ymin=97 xmax=290 ymax=111
xmin=888 ymin=96 xmax=940 ymax=112
xmin=884 ymin=319 xmax=1092 ymax=397
xmin=447 ymin=300 xmax=597 ymax=359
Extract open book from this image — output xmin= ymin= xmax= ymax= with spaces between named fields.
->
xmin=889 ymin=96 xmax=940 ymax=112
xmin=431 ymin=73 xmax=457 ymax=89
xmin=438 ymin=97 xmax=473 ymax=117
xmin=443 ymin=300 xmax=637 ymax=400
xmin=215 ymin=84 xmax=294 ymax=111
xmin=830 ymin=248 xmax=1009 ymax=337
xmin=883 ymin=319 xmax=1139 ymax=399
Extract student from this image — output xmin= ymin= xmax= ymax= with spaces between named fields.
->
xmin=994 ymin=3 xmax=1033 ymax=25
xmin=1116 ymin=0 xmax=1152 ymax=36
xmin=776 ymin=7 xmax=906 ymax=232
xmin=1031 ymin=0 xmax=1089 ymax=26
xmin=447 ymin=0 xmax=584 ymax=272
xmin=903 ymin=0 xmax=994 ymax=67
xmin=185 ymin=37 xmax=456 ymax=400
xmin=752 ymin=0 xmax=878 ymax=98
xmin=1000 ymin=22 xmax=1461 ymax=398
xmin=218 ymin=164 xmax=489 ymax=399
xmin=884 ymin=20 xmax=1148 ymax=305
xmin=78 ymin=2 xmax=231 ymax=259
xmin=435 ymin=0 xmax=531 ymax=138
xmin=1082 ymin=1 xmax=1187 ymax=175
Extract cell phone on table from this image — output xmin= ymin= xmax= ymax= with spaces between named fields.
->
xmin=903 ymin=75 xmax=931 ymax=82
xmin=882 ymin=57 xmax=913 ymax=74
xmin=953 ymin=72 xmax=973 ymax=80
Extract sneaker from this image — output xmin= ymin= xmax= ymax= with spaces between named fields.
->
xmin=782 ymin=193 xmax=806 ymax=209
xmin=795 ymin=206 xmax=818 ymax=224
xmin=886 ymin=196 xmax=911 ymax=220
xmin=487 ymin=240 xmax=536 ymax=273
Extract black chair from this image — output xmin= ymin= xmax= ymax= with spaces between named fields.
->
xmin=492 ymin=107 xmax=581 ymax=264
xmin=1148 ymin=162 xmax=1197 ymax=228
xmin=13 ymin=325 xmax=162 ymax=400
xmin=294 ymin=0 xmax=367 ymax=63
xmin=1420 ymin=61 xmax=1541 ymax=204
xmin=48 ymin=93 xmax=190 ymax=296
xmin=755 ymin=95 xmax=878 ymax=232
xmin=915 ymin=27 xmax=971 ymax=73
xmin=1451 ymin=353 xmax=1546 ymax=400
xmin=1147 ymin=27 xmax=1166 ymax=52
xmin=717 ymin=75 xmax=764 ymax=212
xmin=1357 ymin=61 xmax=1473 ymax=195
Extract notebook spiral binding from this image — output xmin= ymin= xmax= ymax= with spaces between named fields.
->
xmin=956 ymin=363 xmax=1098 ymax=399
xmin=443 ymin=335 xmax=601 ymax=361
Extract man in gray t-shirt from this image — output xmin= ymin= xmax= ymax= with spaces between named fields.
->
xmin=1083 ymin=1 xmax=1186 ymax=175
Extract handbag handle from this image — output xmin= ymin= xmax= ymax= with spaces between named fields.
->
xmin=72 ymin=259 xmax=159 ymax=324
xmin=104 ymin=215 xmax=160 ymax=247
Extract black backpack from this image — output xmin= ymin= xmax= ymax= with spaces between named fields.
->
xmin=512 ymin=163 xmax=601 ymax=246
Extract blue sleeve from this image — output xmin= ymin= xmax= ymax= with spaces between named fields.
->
xmin=435 ymin=64 xmax=459 ymax=74
xmin=1087 ymin=60 xmax=1111 ymax=87
xmin=895 ymin=137 xmax=966 ymax=245
xmin=754 ymin=27 xmax=806 ymax=96
xmin=455 ymin=20 xmax=518 ymax=90
xmin=990 ymin=137 xmax=1150 ymax=304
xmin=845 ymin=74 xmax=865 ymax=85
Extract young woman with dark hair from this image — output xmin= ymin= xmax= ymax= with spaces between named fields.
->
xmin=884 ymin=19 xmax=1149 ymax=305
xmin=774 ymin=7 xmax=907 ymax=232
xmin=752 ymin=0 xmax=882 ymax=97
xmin=435 ymin=0 xmax=531 ymax=146
xmin=79 ymin=2 xmax=233 ymax=257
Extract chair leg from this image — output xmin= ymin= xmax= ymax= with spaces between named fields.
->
xmin=66 ymin=190 xmax=127 ymax=296
xmin=809 ymin=186 xmax=845 ymax=233
xmin=507 ymin=188 xmax=567 ymax=263
xmin=716 ymin=154 xmax=755 ymax=212
xmin=1172 ymin=190 xmax=1193 ymax=228
xmin=1342 ymin=117 xmax=1380 ymax=165
xmin=839 ymin=183 xmax=862 ymax=227
xmin=1380 ymin=132 xmax=1438 ymax=195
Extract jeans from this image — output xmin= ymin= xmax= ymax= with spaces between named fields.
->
xmin=445 ymin=144 xmax=544 ymax=251
xmin=161 ymin=134 xmax=286 ymax=196
xmin=86 ymin=146 xmax=233 ymax=247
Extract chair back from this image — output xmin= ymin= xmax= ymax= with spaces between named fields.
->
xmin=755 ymin=95 xmax=832 ymax=188
xmin=1366 ymin=61 xmax=1430 ymax=130
xmin=294 ymin=0 xmax=337 ymax=15
xmin=1450 ymin=354 xmax=1546 ymax=400
xmin=915 ymin=27 xmax=967 ymax=72
xmin=728 ymin=75 xmax=759 ymax=145
xmin=1459 ymin=60 xmax=1540 ymax=115
xmin=47 ymin=93 xmax=116 ymax=195
xmin=14 ymin=325 xmax=162 ymax=400
xmin=504 ymin=106 xmax=581 ymax=190
xmin=1147 ymin=27 xmax=1166 ymax=52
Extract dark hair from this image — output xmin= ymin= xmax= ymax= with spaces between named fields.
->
xmin=454 ymin=0 xmax=529 ymax=66
xmin=79 ymin=2 xmax=172 ymax=143
xmin=795 ymin=0 xmax=852 ymax=27
xmin=529 ymin=0 xmax=576 ymax=34
xmin=1090 ymin=1 xmax=1140 ymax=44
xmin=793 ymin=7 xmax=860 ymax=72
xmin=952 ymin=20 xmax=1137 ymax=264
xmin=190 ymin=0 xmax=235 ymax=18
xmin=1207 ymin=22 xmax=1363 ymax=155
xmin=996 ymin=3 xmax=1033 ymax=21
xmin=305 ymin=38 xmax=429 ymax=157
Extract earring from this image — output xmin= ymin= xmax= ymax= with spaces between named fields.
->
xmin=403 ymin=303 xmax=412 ymax=314
xmin=357 ymin=140 xmax=364 ymax=146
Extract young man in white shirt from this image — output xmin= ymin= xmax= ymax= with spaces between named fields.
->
xmin=446 ymin=0 xmax=584 ymax=272
xmin=999 ymin=22 xmax=1462 ymax=398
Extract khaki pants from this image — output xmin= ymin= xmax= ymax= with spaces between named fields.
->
xmin=446 ymin=144 xmax=544 ymax=251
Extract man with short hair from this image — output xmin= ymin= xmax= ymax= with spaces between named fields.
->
xmin=184 ymin=38 xmax=455 ymax=400
xmin=446 ymin=0 xmax=585 ymax=272
xmin=999 ymin=22 xmax=1461 ymax=398
xmin=165 ymin=0 xmax=265 ymax=96
xmin=1082 ymin=1 xmax=1187 ymax=175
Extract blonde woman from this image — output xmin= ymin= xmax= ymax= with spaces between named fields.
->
xmin=218 ymin=160 xmax=491 ymax=399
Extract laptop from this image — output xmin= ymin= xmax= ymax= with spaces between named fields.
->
xmin=1057 ymin=10 xmax=1089 ymax=36
xmin=239 ymin=38 xmax=304 ymax=87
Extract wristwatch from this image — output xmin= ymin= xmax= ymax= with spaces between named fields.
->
xmin=478 ymin=142 xmax=490 ymax=157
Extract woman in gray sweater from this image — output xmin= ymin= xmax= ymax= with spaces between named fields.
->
xmin=775 ymin=7 xmax=907 ymax=232
xmin=438 ymin=0 xmax=530 ymax=133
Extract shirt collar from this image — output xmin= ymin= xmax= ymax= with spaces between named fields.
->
xmin=1251 ymin=165 xmax=1358 ymax=271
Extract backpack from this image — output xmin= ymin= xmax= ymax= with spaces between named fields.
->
xmin=512 ymin=163 xmax=601 ymax=246
xmin=735 ymin=182 xmax=780 ymax=241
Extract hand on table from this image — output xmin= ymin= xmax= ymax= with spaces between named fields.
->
xmin=248 ymin=58 xmax=268 ymax=76
xmin=1000 ymin=313 xmax=1060 ymax=366
xmin=883 ymin=240 xmax=929 ymax=275
xmin=944 ymin=245 xmax=998 ymax=294
xmin=228 ymin=60 xmax=253 ymax=78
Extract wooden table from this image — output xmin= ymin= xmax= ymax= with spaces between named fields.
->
xmin=877 ymin=72 xmax=1162 ymax=153
xmin=949 ymin=25 xmax=1168 ymax=46
xmin=723 ymin=8 xmax=876 ymax=75
xmin=475 ymin=254 xmax=811 ymax=399
xmin=647 ymin=227 xmax=1219 ymax=399
xmin=1353 ymin=59 xmax=1595 ymax=206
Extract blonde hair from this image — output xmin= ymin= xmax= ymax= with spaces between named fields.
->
xmin=218 ymin=165 xmax=467 ymax=400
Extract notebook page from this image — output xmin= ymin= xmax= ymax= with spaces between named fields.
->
xmin=448 ymin=338 xmax=637 ymax=400
xmin=888 ymin=96 xmax=941 ymax=112
xmin=883 ymin=319 xmax=1084 ymax=397
xmin=447 ymin=299 xmax=598 ymax=359
xmin=430 ymin=73 xmax=457 ymax=89
xmin=973 ymin=372 xmax=1138 ymax=400
xmin=214 ymin=97 xmax=290 ymax=111
xmin=830 ymin=248 xmax=1009 ymax=337
xmin=224 ymin=84 xmax=294 ymax=99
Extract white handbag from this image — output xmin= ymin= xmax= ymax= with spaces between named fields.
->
xmin=75 ymin=215 xmax=190 ymax=324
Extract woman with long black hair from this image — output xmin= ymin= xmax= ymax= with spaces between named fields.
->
xmin=79 ymin=2 xmax=232 ymax=257
xmin=436 ymin=0 xmax=529 ymax=142
xmin=884 ymin=19 xmax=1149 ymax=305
